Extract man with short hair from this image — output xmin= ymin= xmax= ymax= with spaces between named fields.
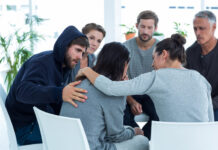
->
xmin=5 ymin=26 xmax=89 ymax=145
xmin=186 ymin=10 xmax=218 ymax=121
xmin=123 ymin=10 xmax=159 ymax=139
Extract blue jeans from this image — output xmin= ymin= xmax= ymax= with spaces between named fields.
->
xmin=214 ymin=109 xmax=218 ymax=121
xmin=15 ymin=121 xmax=42 ymax=145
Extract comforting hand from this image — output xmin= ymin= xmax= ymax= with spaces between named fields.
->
xmin=130 ymin=101 xmax=143 ymax=115
xmin=122 ymin=74 xmax=129 ymax=81
xmin=134 ymin=127 xmax=144 ymax=136
xmin=62 ymin=80 xmax=87 ymax=107
xmin=75 ymin=68 xmax=87 ymax=81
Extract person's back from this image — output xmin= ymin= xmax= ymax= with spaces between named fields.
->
xmin=60 ymin=79 xmax=132 ymax=150
xmin=88 ymin=68 xmax=213 ymax=123
xmin=60 ymin=42 xmax=149 ymax=150
xmin=146 ymin=68 xmax=213 ymax=122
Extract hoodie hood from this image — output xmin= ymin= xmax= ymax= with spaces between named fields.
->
xmin=53 ymin=25 xmax=87 ymax=64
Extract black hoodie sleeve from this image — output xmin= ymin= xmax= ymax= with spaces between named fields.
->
xmin=15 ymin=61 xmax=64 ymax=105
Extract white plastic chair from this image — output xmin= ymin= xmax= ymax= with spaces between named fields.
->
xmin=33 ymin=107 xmax=90 ymax=150
xmin=0 ymin=83 xmax=7 ymax=103
xmin=0 ymin=87 xmax=43 ymax=150
xmin=150 ymin=121 xmax=218 ymax=150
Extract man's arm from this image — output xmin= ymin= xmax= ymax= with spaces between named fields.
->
xmin=62 ymin=81 xmax=87 ymax=107
xmin=16 ymin=62 xmax=87 ymax=106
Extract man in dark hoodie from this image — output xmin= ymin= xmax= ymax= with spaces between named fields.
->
xmin=5 ymin=26 xmax=89 ymax=145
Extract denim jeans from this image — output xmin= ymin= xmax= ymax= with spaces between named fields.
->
xmin=15 ymin=121 xmax=42 ymax=145
xmin=124 ymin=94 xmax=159 ymax=140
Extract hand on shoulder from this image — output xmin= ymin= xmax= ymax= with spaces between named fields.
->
xmin=62 ymin=81 xmax=88 ymax=107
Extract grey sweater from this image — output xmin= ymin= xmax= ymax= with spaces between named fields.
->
xmin=123 ymin=37 xmax=159 ymax=79
xmin=94 ymin=68 xmax=214 ymax=122
xmin=60 ymin=79 xmax=135 ymax=150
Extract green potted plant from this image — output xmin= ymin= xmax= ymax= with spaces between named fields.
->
xmin=174 ymin=22 xmax=189 ymax=38
xmin=0 ymin=15 xmax=46 ymax=91
xmin=153 ymin=31 xmax=164 ymax=41
xmin=120 ymin=24 xmax=136 ymax=40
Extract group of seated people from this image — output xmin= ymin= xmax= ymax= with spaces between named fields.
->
xmin=4 ymin=9 xmax=218 ymax=150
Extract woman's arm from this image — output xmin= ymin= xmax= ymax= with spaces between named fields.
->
xmin=79 ymin=67 xmax=156 ymax=97
xmin=77 ymin=67 xmax=99 ymax=84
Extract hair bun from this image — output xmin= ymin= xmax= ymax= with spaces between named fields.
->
xmin=171 ymin=34 xmax=186 ymax=45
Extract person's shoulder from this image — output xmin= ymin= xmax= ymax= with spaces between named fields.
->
xmin=189 ymin=69 xmax=211 ymax=87
xmin=123 ymin=37 xmax=136 ymax=46
xmin=79 ymin=79 xmax=102 ymax=95
xmin=123 ymin=38 xmax=137 ymax=53
xmin=186 ymin=41 xmax=200 ymax=54
xmin=25 ymin=51 xmax=53 ymax=67
xmin=81 ymin=79 xmax=125 ymax=105
xmin=30 ymin=51 xmax=53 ymax=61
xmin=186 ymin=69 xmax=206 ymax=80
xmin=88 ymin=53 xmax=95 ymax=59
xmin=156 ymin=68 xmax=191 ymax=75
xmin=88 ymin=54 xmax=95 ymax=63
xmin=77 ymin=79 xmax=91 ymax=88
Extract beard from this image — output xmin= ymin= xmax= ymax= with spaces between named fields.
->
xmin=138 ymin=33 xmax=152 ymax=42
xmin=64 ymin=53 xmax=77 ymax=69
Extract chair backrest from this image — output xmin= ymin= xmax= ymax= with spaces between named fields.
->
xmin=0 ymin=83 xmax=7 ymax=103
xmin=150 ymin=121 xmax=218 ymax=150
xmin=33 ymin=107 xmax=90 ymax=150
xmin=0 ymin=90 xmax=18 ymax=150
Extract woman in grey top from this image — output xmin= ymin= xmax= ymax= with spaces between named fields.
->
xmin=60 ymin=42 xmax=149 ymax=150
xmin=78 ymin=34 xmax=214 ymax=123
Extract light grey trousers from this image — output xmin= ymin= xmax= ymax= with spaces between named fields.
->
xmin=115 ymin=135 xmax=149 ymax=150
